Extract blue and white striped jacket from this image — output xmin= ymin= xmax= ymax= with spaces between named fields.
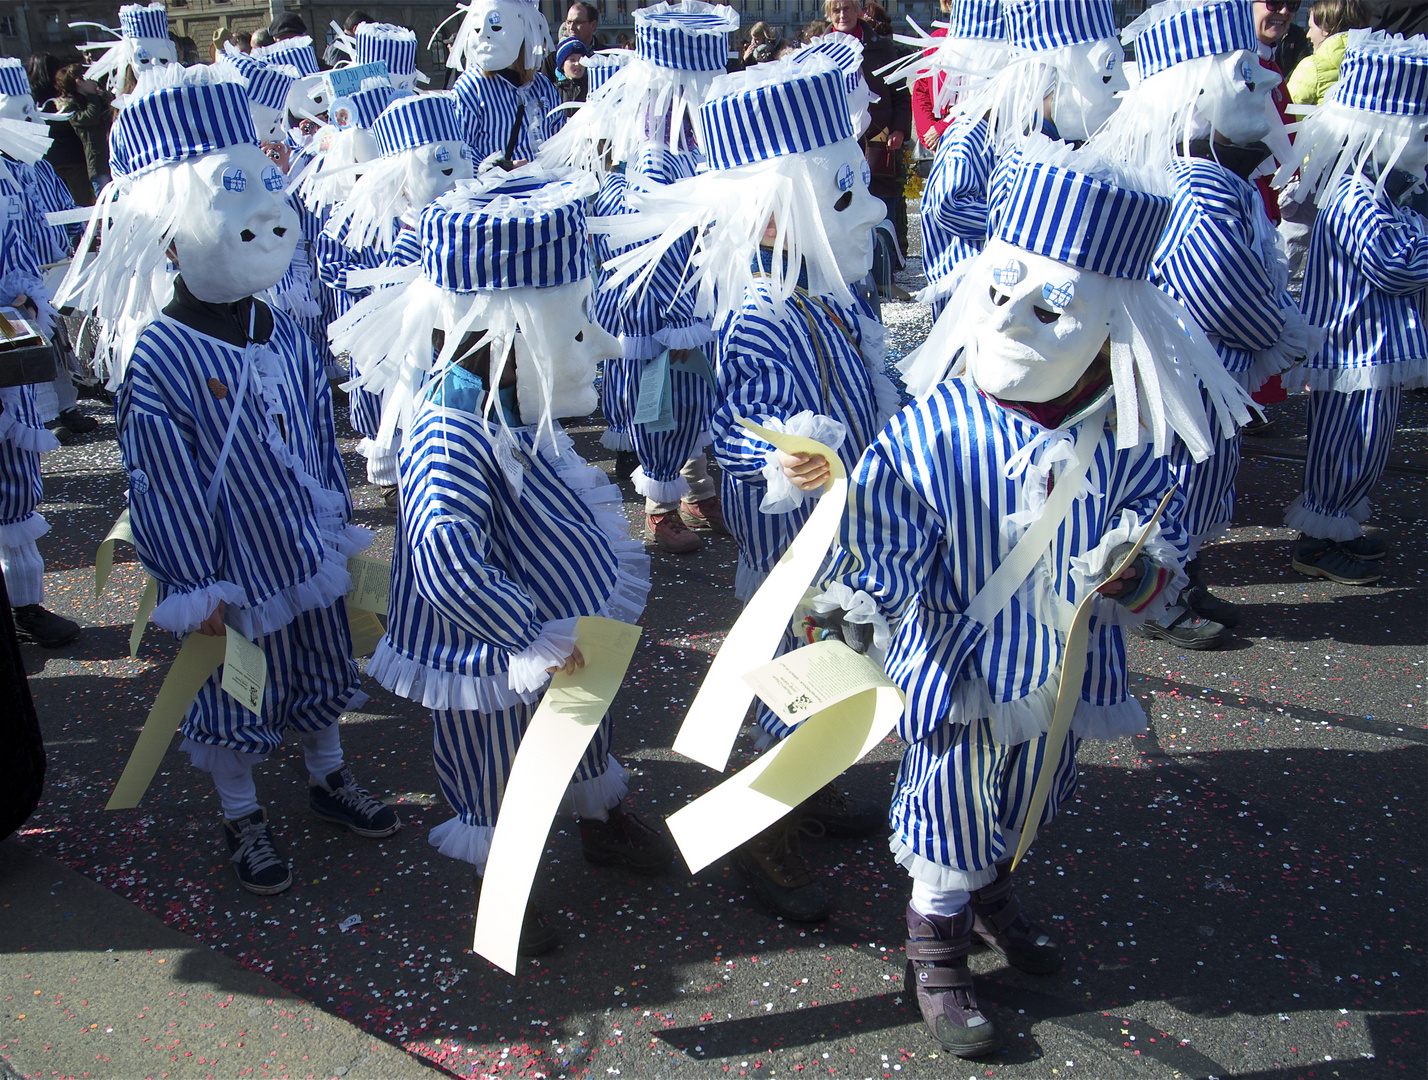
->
xmin=451 ymin=71 xmax=564 ymax=164
xmin=1152 ymin=157 xmax=1293 ymax=376
xmin=0 ymin=157 xmax=80 ymax=266
xmin=712 ymin=282 xmax=888 ymax=577
xmin=824 ymin=379 xmax=1188 ymax=747
xmin=919 ymin=117 xmax=993 ymax=299
xmin=117 ymin=311 xmax=362 ymax=640
xmin=1301 ymin=174 xmax=1428 ymax=380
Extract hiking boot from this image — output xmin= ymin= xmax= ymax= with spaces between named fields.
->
xmin=647 ymin=511 xmax=702 ymax=553
xmin=57 ymin=408 xmax=97 ymax=435
xmin=1140 ymin=605 xmax=1226 ymax=650
xmin=968 ymin=861 xmax=1061 ymax=974
xmin=12 ymin=604 xmax=81 ymax=648
xmin=474 ymin=872 xmax=560 ymax=956
xmin=680 ymin=496 xmax=730 ymax=535
xmin=1338 ymin=533 xmax=1388 ymax=562
xmin=1290 ymin=535 xmax=1382 ymax=586
xmin=579 ymin=802 xmax=676 ymax=875
xmin=1180 ymin=581 xmax=1241 ymax=629
xmin=309 ymin=767 xmax=402 ymax=837
xmin=224 ymin=808 xmax=293 ymax=895
xmin=733 ymin=815 xmax=830 ymax=923
xmin=904 ymin=904 xmax=1002 ymax=1058
xmin=799 ymin=782 xmax=885 ymax=839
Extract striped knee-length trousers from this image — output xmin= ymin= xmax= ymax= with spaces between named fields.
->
xmin=891 ymin=716 xmax=1082 ymax=875
xmin=430 ymin=702 xmax=613 ymax=828
xmin=603 ymin=358 xmax=714 ymax=485
xmin=1293 ymin=387 xmax=1402 ymax=537
xmin=1168 ymin=428 xmax=1241 ymax=552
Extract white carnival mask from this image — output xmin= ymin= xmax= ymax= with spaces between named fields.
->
xmin=1195 ymin=50 xmax=1280 ymax=147
xmin=172 ymin=143 xmax=301 ymax=303
xmin=403 ymin=140 xmax=475 ymax=209
xmin=0 ymin=93 xmax=43 ymax=126
xmin=1052 ymin=38 xmax=1128 ymax=142
xmin=131 ymin=37 xmax=178 ymax=75
xmin=249 ymin=102 xmax=286 ymax=144
xmin=468 ymin=0 xmax=528 ymax=73
xmin=805 ymin=138 xmax=886 ymax=285
xmin=965 ymin=238 xmax=1115 ymax=403
xmin=512 ymin=282 xmax=619 ymax=422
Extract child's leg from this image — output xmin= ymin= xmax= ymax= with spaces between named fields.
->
xmin=569 ymin=714 xmax=674 ymax=875
xmin=599 ymin=358 xmax=638 ymax=453
xmin=428 ymin=702 xmax=530 ymax=874
xmin=633 ymin=370 xmax=713 ymax=552
xmin=1290 ymin=387 xmax=1402 ymax=541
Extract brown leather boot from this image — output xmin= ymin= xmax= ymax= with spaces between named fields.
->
xmin=732 ymin=814 xmax=830 ymax=923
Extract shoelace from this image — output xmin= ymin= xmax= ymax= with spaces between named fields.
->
xmin=327 ymin=775 xmax=386 ymax=820
xmin=230 ymin=821 xmax=284 ymax=874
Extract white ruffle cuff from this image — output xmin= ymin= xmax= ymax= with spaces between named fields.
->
xmin=810 ymin=582 xmax=894 ymax=655
xmin=756 ymin=410 xmax=847 ymax=515
xmin=506 ymin=617 xmax=580 ymax=696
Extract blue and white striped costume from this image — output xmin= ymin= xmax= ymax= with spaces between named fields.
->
xmin=0 ymin=200 xmax=60 ymax=607
xmin=918 ymin=117 xmax=993 ymax=316
xmin=1286 ymin=173 xmax=1428 ymax=540
xmin=592 ymin=149 xmax=715 ymax=507
xmin=1154 ymin=157 xmax=1297 ymax=552
xmin=821 ymin=380 xmax=1188 ymax=889
xmin=451 ymin=71 xmax=564 ymax=164
xmin=368 ymin=400 xmax=650 ymax=867
xmin=0 ymin=158 xmax=80 ymax=266
xmin=116 ymin=308 xmax=372 ymax=754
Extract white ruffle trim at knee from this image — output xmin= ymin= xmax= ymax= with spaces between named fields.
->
xmin=1284 ymin=493 xmax=1369 ymax=541
xmin=563 ymin=755 xmax=629 ymax=819
xmin=429 ymin=817 xmax=495 ymax=871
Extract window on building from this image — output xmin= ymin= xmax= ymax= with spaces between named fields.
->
xmin=0 ymin=16 xmax=17 ymax=36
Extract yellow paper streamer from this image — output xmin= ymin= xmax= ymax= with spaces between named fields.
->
xmin=473 ymin=616 xmax=642 ymax=975
xmin=95 ymin=510 xmax=133 ymax=596
xmin=671 ymin=418 xmax=848 ymax=772
xmin=129 ymin=576 xmax=157 ymax=658
xmin=104 ymin=633 xmax=226 ymax=811
xmin=1010 ymin=487 xmax=1178 ymax=869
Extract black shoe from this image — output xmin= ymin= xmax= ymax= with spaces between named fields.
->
xmin=579 ymin=802 xmax=676 ymax=875
xmin=1180 ymin=581 xmax=1241 ymax=629
xmin=799 ymin=782 xmax=885 ymax=839
xmin=224 ymin=808 xmax=293 ymax=895
xmin=474 ymin=873 xmax=560 ymax=956
xmin=1140 ymin=605 xmax=1226 ymax=650
xmin=379 ymin=485 xmax=400 ymax=513
xmin=905 ymin=905 xmax=1002 ymax=1058
xmin=1338 ymin=533 xmax=1388 ymax=562
xmin=732 ymin=815 xmax=831 ymax=923
xmin=309 ymin=767 xmax=402 ymax=837
xmin=614 ymin=450 xmax=639 ymax=482
xmin=12 ymin=604 xmax=81 ymax=648
xmin=1241 ymin=413 xmax=1276 ymax=437
xmin=57 ymin=407 xmax=97 ymax=435
xmin=43 ymin=419 xmax=72 ymax=444
xmin=1291 ymin=536 xmax=1382 ymax=585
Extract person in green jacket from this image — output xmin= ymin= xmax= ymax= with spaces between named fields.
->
xmin=1287 ymin=0 xmax=1372 ymax=104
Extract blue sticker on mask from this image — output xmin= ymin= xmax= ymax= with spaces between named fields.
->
xmin=435 ymin=144 xmax=451 ymax=164
xmin=861 ymin=159 xmax=872 ymax=187
xmin=220 ymin=168 xmax=247 ymax=192
xmin=836 ymin=162 xmax=854 ymax=192
xmin=262 ymin=165 xmax=285 ymax=191
xmin=1240 ymin=59 xmax=1256 ymax=85
xmin=1042 ymin=280 xmax=1075 ymax=309
xmin=991 ymin=262 xmax=1021 ymax=287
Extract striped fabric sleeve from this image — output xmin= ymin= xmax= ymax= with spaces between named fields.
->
xmin=923 ymin=120 xmax=993 ymax=246
xmin=388 ymin=226 xmax=423 ymax=268
xmin=296 ymin=320 xmax=351 ymax=504
xmin=824 ymin=410 xmax=943 ymax=626
xmin=713 ymin=311 xmax=812 ymax=482
xmin=404 ymin=465 xmax=543 ymax=654
xmin=1342 ymin=192 xmax=1428 ymax=297
xmin=313 ymin=227 xmax=377 ymax=295
xmin=1157 ymin=165 xmax=1286 ymax=353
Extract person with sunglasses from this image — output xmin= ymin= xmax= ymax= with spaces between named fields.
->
xmin=1256 ymin=0 xmax=1313 ymax=75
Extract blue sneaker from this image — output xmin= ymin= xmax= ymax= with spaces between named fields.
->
xmin=309 ymin=768 xmax=401 ymax=838
xmin=224 ymin=808 xmax=292 ymax=895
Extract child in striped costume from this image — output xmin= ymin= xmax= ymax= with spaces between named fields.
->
xmin=541 ymin=2 xmax=741 ymax=554
xmin=323 ymin=92 xmax=474 ymax=500
xmin=845 ymin=143 xmax=1252 ymax=1057
xmin=444 ymin=0 xmax=564 ymax=167
xmin=1272 ymin=30 xmax=1428 ymax=584
xmin=594 ymin=57 xmax=898 ymax=922
xmin=55 ymin=65 xmax=399 ymax=897
xmin=334 ymin=167 xmax=673 ymax=958
xmin=912 ymin=0 xmax=1127 ymax=317
xmin=1091 ymin=0 xmax=1309 ymax=646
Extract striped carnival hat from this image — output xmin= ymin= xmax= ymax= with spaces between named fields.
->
xmin=420 ymin=170 xmax=592 ymax=291
xmin=118 ymin=3 xmax=168 ymax=40
xmin=1004 ymin=0 xmax=1117 ymax=51
xmin=337 ymin=81 xmax=397 ymax=129
xmin=356 ymin=23 xmax=421 ymax=82
xmin=0 ymin=57 xmax=29 ymax=98
xmin=635 ymin=1 xmax=740 ymax=72
xmin=582 ymin=52 xmax=629 ymax=92
xmin=791 ymin=31 xmax=868 ymax=99
xmin=947 ymin=0 xmax=1006 ymax=41
xmin=996 ymin=152 xmax=1171 ymax=279
xmin=372 ymin=92 xmax=463 ymax=156
xmin=115 ymin=68 xmax=258 ymax=176
xmin=1330 ymin=29 xmax=1428 ymax=116
xmin=1130 ymin=0 xmax=1257 ymax=79
xmin=699 ymin=58 xmax=855 ymax=171
xmin=254 ymin=35 xmax=321 ymax=78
